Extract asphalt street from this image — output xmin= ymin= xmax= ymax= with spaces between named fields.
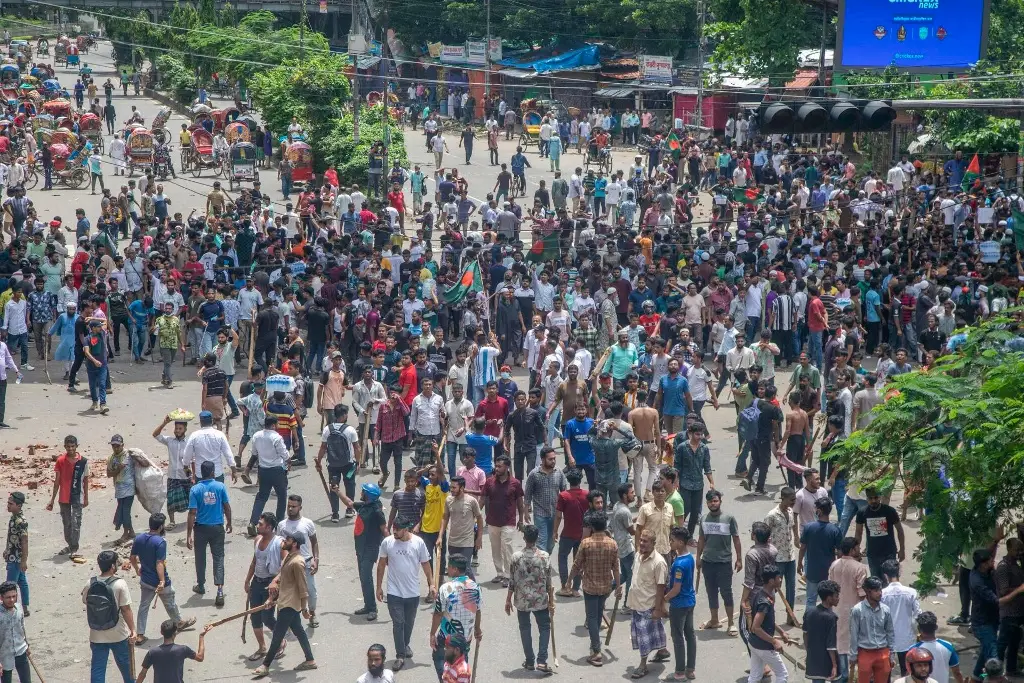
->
xmin=0 ymin=42 xmax=976 ymax=683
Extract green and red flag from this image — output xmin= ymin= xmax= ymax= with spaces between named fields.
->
xmin=526 ymin=229 xmax=560 ymax=264
xmin=666 ymin=130 xmax=682 ymax=160
xmin=733 ymin=186 xmax=764 ymax=204
xmin=961 ymin=153 xmax=980 ymax=192
xmin=443 ymin=260 xmax=483 ymax=306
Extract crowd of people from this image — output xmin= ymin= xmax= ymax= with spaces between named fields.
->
xmin=1 ymin=60 xmax=1023 ymax=683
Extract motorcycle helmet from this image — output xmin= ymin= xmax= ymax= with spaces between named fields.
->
xmin=361 ymin=483 xmax=381 ymax=502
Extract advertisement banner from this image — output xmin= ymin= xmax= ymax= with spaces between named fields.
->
xmin=441 ymin=44 xmax=467 ymax=63
xmin=427 ymin=42 xmax=443 ymax=58
xmin=488 ymin=38 xmax=502 ymax=62
xmin=641 ymin=54 xmax=673 ymax=83
xmin=466 ymin=41 xmax=487 ymax=65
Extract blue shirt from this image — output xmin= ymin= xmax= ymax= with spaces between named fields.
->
xmin=465 ymin=432 xmax=500 ymax=474
xmin=659 ymin=375 xmax=690 ymax=417
xmin=799 ymin=520 xmax=843 ymax=582
xmin=128 ymin=299 xmax=154 ymax=327
xmin=865 ymin=289 xmax=882 ymax=323
xmin=628 ymin=287 xmax=656 ymax=311
xmin=562 ymin=417 xmax=596 ymax=465
xmin=668 ymin=553 xmax=696 ymax=609
xmin=130 ymin=532 xmax=169 ymax=587
xmin=188 ymin=478 xmax=229 ymax=526
xmin=594 ymin=177 xmax=607 ymax=198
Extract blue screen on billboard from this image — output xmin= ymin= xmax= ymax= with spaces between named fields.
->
xmin=837 ymin=0 xmax=988 ymax=70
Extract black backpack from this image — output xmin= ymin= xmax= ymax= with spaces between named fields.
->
xmin=324 ymin=423 xmax=353 ymax=468
xmin=86 ymin=576 xmax=121 ymax=631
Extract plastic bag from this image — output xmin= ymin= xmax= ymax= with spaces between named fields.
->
xmin=129 ymin=448 xmax=166 ymax=514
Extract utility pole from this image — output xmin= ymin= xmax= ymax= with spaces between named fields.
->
xmin=381 ymin=0 xmax=390 ymax=182
xmin=484 ymin=0 xmax=491 ymax=102
xmin=300 ymin=0 xmax=307 ymax=60
xmin=818 ymin=1 xmax=828 ymax=86
xmin=694 ymin=0 xmax=706 ymax=131
xmin=351 ymin=0 xmax=360 ymax=143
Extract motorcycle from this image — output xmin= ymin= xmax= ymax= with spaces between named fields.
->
xmin=153 ymin=143 xmax=175 ymax=179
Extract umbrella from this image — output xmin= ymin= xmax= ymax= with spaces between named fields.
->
xmin=238 ymin=114 xmax=258 ymax=130
xmin=265 ymin=374 xmax=296 ymax=394
xmin=43 ymin=79 xmax=59 ymax=90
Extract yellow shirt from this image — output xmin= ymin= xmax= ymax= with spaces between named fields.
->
xmin=420 ymin=482 xmax=448 ymax=534
xmin=179 ymin=129 xmax=192 ymax=146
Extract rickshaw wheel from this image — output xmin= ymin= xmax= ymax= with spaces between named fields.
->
xmin=154 ymin=129 xmax=167 ymax=145
xmin=23 ymin=169 xmax=38 ymax=190
xmin=71 ymin=168 xmax=87 ymax=189
xmin=180 ymin=149 xmax=189 ymax=172
xmin=190 ymin=159 xmax=202 ymax=178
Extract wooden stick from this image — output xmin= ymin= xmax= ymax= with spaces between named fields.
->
xmin=129 ymin=639 xmax=136 ymax=679
xmin=470 ymin=633 xmax=482 ymax=683
xmin=548 ymin=587 xmax=558 ymax=667
xmin=360 ymin=409 xmax=372 ymax=469
xmin=776 ymin=587 xmax=800 ymax=628
xmin=205 ymin=602 xmax=271 ymax=630
xmin=43 ymin=333 xmax=51 ymax=384
xmin=241 ymin=594 xmax=250 ymax=643
xmin=604 ymin=593 xmax=621 ymax=646
xmin=315 ymin=461 xmax=333 ymax=508
xmin=27 ymin=652 xmax=45 ymax=683
xmin=247 ymin=311 xmax=256 ymax=375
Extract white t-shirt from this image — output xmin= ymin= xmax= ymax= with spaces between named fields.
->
xmin=83 ymin=576 xmax=132 ymax=644
xmin=431 ymin=135 xmax=446 ymax=153
xmin=276 ymin=517 xmax=317 ymax=560
xmin=357 ymin=670 xmax=396 ymax=683
xmin=378 ymin=534 xmax=430 ymax=599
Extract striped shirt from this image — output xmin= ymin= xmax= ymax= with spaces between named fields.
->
xmin=771 ymin=294 xmax=794 ymax=331
xmin=375 ymin=400 xmax=410 ymax=444
xmin=523 ymin=466 xmax=568 ymax=518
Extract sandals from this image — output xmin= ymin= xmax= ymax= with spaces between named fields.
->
xmin=522 ymin=661 xmax=536 ymax=671
xmin=176 ymin=617 xmax=196 ymax=631
xmin=294 ymin=661 xmax=318 ymax=671
xmin=698 ymin=621 xmax=721 ymax=630
xmin=252 ymin=665 xmax=269 ymax=678
xmin=58 ymin=546 xmax=72 ymax=556
xmin=652 ymin=651 xmax=671 ymax=663
xmin=248 ymin=649 xmax=267 ymax=662
xmin=727 ymin=624 xmax=739 ymax=636
xmin=557 ymin=588 xmax=574 ymax=597
xmin=134 ymin=635 xmax=148 ymax=646
xmin=587 ymin=653 xmax=603 ymax=667
xmin=536 ymin=663 xmax=552 ymax=675
xmin=631 ymin=668 xmax=649 ymax=679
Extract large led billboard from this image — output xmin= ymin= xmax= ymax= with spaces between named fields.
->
xmin=835 ymin=0 xmax=989 ymax=71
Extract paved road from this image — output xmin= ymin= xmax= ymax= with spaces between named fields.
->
xmin=1 ymin=42 xmax=976 ymax=683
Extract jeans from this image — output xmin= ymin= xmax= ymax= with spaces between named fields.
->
xmin=746 ymin=317 xmax=761 ymax=340
xmin=248 ymin=578 xmax=277 ymax=631
xmin=263 ymin=607 xmax=314 ymax=666
xmin=87 ymin=364 xmax=108 ymax=405
xmin=620 ymin=552 xmax=634 ymax=601
xmin=356 ymin=552 xmax=377 ymax=612
xmin=5 ymin=561 xmax=28 ymax=607
xmin=0 ymin=652 xmax=29 ymax=683
xmin=583 ymin=592 xmax=609 ymax=653
xmin=113 ymin=495 xmax=134 ymax=533
xmin=839 ymin=495 xmax=868 ymax=537
xmin=999 ymin=615 xmax=1023 ymax=673
xmin=193 ymin=523 xmax=225 ymax=588
xmin=6 ymin=333 xmax=27 ymax=364
xmin=137 ymin=581 xmax=182 ymax=635
xmin=160 ymin=347 xmax=176 ymax=382
xmin=535 ymin=515 xmax=554 ymax=554
xmin=670 ymin=605 xmax=696 ymax=673
xmin=809 ymin=330 xmax=824 ymax=369
xmin=379 ymin=441 xmax=404 ymax=487
xmin=60 ymin=502 xmax=83 ymax=552
xmin=867 ymin=553 xmax=896 ymax=582
xmin=518 ymin=608 xmax=551 ymax=666
xmin=804 ymin=580 xmax=820 ymax=614
xmin=830 ymin=479 xmax=847 ymax=522
xmin=680 ymin=487 xmax=702 ymax=537
xmin=328 ymin=464 xmax=356 ymax=516
xmin=446 ymin=442 xmax=461 ymax=477
xmin=973 ymin=624 xmax=999 ymax=678
xmin=306 ymin=341 xmax=326 ymax=375
xmin=281 ymin=175 xmax=292 ymax=198
xmin=777 ymin=559 xmax=796 ymax=611
xmin=90 ymin=639 xmax=132 ymax=683
xmin=249 ymin=466 xmax=288 ymax=525
xmin=387 ymin=594 xmax=419 ymax=656
xmin=558 ymin=536 xmax=581 ymax=590
xmin=132 ymin=324 xmax=146 ymax=359
xmin=513 ymin=446 xmax=536 ymax=482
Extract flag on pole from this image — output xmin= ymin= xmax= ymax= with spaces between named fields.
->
xmin=526 ymin=229 xmax=560 ymax=264
xmin=733 ymin=186 xmax=764 ymax=204
xmin=1011 ymin=210 xmax=1024 ymax=251
xmin=443 ymin=260 xmax=483 ymax=306
xmin=666 ymin=130 xmax=682 ymax=160
xmin=961 ymin=153 xmax=980 ymax=192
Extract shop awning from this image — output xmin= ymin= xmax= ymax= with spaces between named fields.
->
xmin=786 ymin=69 xmax=818 ymax=90
xmin=594 ymin=87 xmax=636 ymax=98
xmin=499 ymin=68 xmax=536 ymax=80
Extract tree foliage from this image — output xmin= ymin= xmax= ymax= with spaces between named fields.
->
xmin=829 ymin=315 xmax=1024 ymax=591
xmin=320 ymin=105 xmax=409 ymax=183
xmin=249 ymin=53 xmax=351 ymax=140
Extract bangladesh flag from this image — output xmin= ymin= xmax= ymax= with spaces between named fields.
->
xmin=961 ymin=153 xmax=980 ymax=192
xmin=443 ymin=260 xmax=483 ymax=306
xmin=526 ymin=229 xmax=560 ymax=264
xmin=733 ymin=186 xmax=764 ymax=204
xmin=1012 ymin=210 xmax=1024 ymax=251
xmin=666 ymin=130 xmax=682 ymax=160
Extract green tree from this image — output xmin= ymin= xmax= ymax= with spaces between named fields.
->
xmin=250 ymin=53 xmax=351 ymax=140
xmin=198 ymin=0 xmax=216 ymax=25
xmin=828 ymin=314 xmax=1024 ymax=591
xmin=706 ymin=0 xmax=815 ymax=83
xmin=319 ymin=105 xmax=409 ymax=182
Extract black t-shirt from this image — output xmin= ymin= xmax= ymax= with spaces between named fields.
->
xmin=855 ymin=504 xmax=900 ymax=558
xmin=756 ymin=402 xmax=783 ymax=443
xmin=427 ymin=343 xmax=452 ymax=372
xmin=306 ymin=307 xmax=330 ymax=344
xmin=748 ymin=588 xmax=777 ymax=650
xmin=256 ymin=308 xmax=280 ymax=342
xmin=354 ymin=500 xmax=387 ymax=555
xmin=802 ymin=604 xmax=838 ymax=677
xmin=141 ymin=643 xmax=195 ymax=683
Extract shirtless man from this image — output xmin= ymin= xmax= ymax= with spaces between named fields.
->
xmin=777 ymin=392 xmax=810 ymax=488
xmin=628 ymin=390 xmax=661 ymax=502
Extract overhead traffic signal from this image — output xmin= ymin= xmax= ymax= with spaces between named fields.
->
xmin=758 ymin=99 xmax=896 ymax=134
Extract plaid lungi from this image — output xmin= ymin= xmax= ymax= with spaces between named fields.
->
xmin=166 ymin=478 xmax=191 ymax=513
xmin=630 ymin=609 xmax=667 ymax=656
xmin=413 ymin=433 xmax=440 ymax=468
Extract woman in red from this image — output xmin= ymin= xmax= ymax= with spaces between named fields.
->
xmin=387 ymin=182 xmax=406 ymax=233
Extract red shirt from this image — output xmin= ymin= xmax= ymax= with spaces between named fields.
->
xmin=639 ymin=313 xmax=661 ymax=337
xmin=398 ymin=364 xmax=418 ymax=407
xmin=54 ymin=453 xmax=88 ymax=505
xmin=481 ymin=474 xmax=524 ymax=527
xmin=807 ymin=296 xmax=827 ymax=333
xmin=556 ymin=488 xmax=589 ymax=540
xmin=388 ymin=191 xmax=405 ymax=213
xmin=474 ymin=396 xmax=508 ymax=438
xmin=184 ymin=261 xmax=205 ymax=281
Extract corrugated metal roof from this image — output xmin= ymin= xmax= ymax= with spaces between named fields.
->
xmin=594 ymin=87 xmax=636 ymax=98
xmin=786 ymin=69 xmax=818 ymax=90
xmin=498 ymin=67 xmax=536 ymax=80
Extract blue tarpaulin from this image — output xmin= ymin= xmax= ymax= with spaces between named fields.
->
xmin=498 ymin=45 xmax=600 ymax=73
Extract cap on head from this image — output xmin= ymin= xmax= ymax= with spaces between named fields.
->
xmin=109 ymin=434 xmax=124 ymax=446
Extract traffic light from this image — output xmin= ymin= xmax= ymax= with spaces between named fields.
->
xmin=758 ymin=99 xmax=896 ymax=134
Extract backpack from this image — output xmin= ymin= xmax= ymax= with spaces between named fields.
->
xmin=738 ymin=398 xmax=761 ymax=443
xmin=302 ymin=376 xmax=315 ymax=409
xmin=86 ymin=576 xmax=121 ymax=631
xmin=324 ymin=423 xmax=353 ymax=468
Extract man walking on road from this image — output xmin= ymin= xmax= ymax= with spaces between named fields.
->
xmin=83 ymin=549 xmax=136 ymax=683
xmin=430 ymin=553 xmax=482 ymax=679
xmin=5 ymin=492 xmax=29 ymax=615
xmin=253 ymin=531 xmax=318 ymax=677
xmin=353 ymin=483 xmax=387 ymax=622
xmin=276 ymin=495 xmax=320 ymax=629
xmin=376 ymin=516 xmax=436 ymax=672
xmin=507 ymin=524 xmax=554 ymax=674
xmin=482 ymin=455 xmax=526 ymax=586
xmin=243 ymin=512 xmax=282 ymax=660
xmin=129 ymin=512 xmax=196 ymax=644
xmin=567 ymin=510 xmax=621 ymax=667
xmin=46 ymin=434 xmax=89 ymax=559
xmin=441 ymin=475 xmax=484 ymax=581
xmin=186 ymin=461 xmax=231 ymax=607
xmin=318 ymin=404 xmax=361 ymax=521
xmin=247 ymin=416 xmax=290 ymax=536
xmin=524 ymin=446 xmax=567 ymax=554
